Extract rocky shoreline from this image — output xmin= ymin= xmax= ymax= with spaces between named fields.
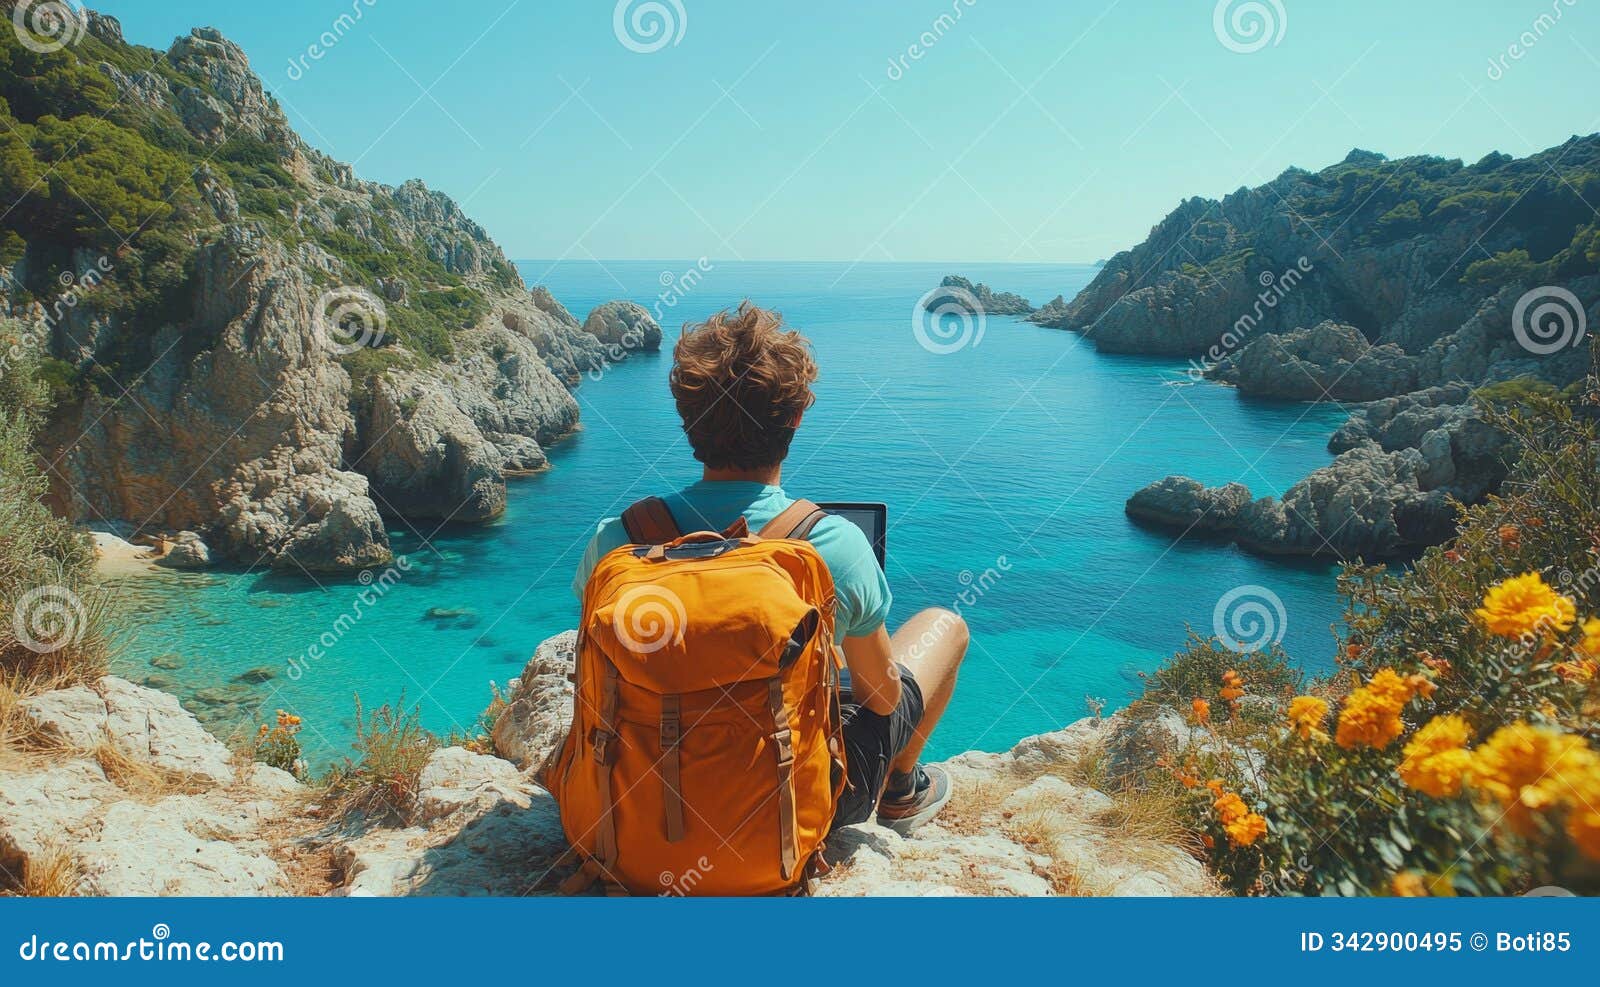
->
xmin=1044 ymin=141 xmax=1600 ymax=559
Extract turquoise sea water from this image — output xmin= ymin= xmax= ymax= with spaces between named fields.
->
xmin=109 ymin=261 xmax=1352 ymax=768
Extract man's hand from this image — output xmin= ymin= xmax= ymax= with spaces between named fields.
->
xmin=841 ymin=625 xmax=902 ymax=715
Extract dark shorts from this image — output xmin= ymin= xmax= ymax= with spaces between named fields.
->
xmin=830 ymin=663 xmax=925 ymax=831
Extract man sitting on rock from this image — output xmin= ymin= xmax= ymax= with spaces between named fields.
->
xmin=572 ymin=301 xmax=967 ymax=835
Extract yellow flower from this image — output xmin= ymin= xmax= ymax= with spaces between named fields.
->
xmin=1399 ymin=715 xmax=1474 ymax=798
xmin=1466 ymin=723 xmax=1600 ymax=836
xmin=1213 ymin=791 xmax=1247 ymax=823
xmin=1555 ymin=659 xmax=1596 ymax=682
xmin=1391 ymin=872 xmax=1429 ymax=897
xmin=1225 ymin=812 xmax=1268 ymax=847
xmin=1566 ymin=773 xmax=1600 ymax=861
xmin=1474 ymin=572 xmax=1577 ymax=639
xmin=1334 ymin=669 xmax=1417 ymax=750
xmin=1190 ymin=698 xmax=1211 ymax=726
xmin=1286 ymin=695 xmax=1330 ymax=742
xmin=1579 ymin=617 xmax=1600 ymax=659
xmin=1219 ymin=670 xmax=1245 ymax=703
xmin=1212 ymin=790 xmax=1267 ymax=847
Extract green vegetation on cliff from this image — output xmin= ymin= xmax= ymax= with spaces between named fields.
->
xmin=0 ymin=13 xmax=521 ymax=385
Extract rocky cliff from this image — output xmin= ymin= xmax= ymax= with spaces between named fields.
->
xmin=0 ymin=633 xmax=1214 ymax=897
xmin=1056 ymin=140 xmax=1599 ymax=558
xmin=0 ymin=8 xmax=658 ymax=571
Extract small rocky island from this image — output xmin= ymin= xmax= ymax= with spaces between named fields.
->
xmin=928 ymin=275 xmax=1035 ymax=315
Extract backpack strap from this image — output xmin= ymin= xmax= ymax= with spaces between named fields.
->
xmin=758 ymin=499 xmax=826 ymax=541
xmin=621 ymin=496 xmax=681 ymax=545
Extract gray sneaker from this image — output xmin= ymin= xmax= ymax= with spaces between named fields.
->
xmin=875 ymin=764 xmax=952 ymax=835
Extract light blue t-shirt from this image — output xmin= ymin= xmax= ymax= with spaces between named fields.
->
xmin=572 ymin=481 xmax=892 ymax=642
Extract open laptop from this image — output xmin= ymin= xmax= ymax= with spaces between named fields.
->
xmin=817 ymin=502 xmax=887 ymax=570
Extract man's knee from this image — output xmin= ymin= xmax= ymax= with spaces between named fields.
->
xmin=905 ymin=606 xmax=969 ymax=661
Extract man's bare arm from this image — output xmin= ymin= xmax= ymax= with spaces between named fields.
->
xmin=840 ymin=625 xmax=902 ymax=715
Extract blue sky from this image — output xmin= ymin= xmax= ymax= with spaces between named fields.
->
xmin=91 ymin=0 xmax=1600 ymax=263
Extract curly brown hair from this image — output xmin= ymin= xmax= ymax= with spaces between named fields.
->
xmin=669 ymin=302 xmax=818 ymax=470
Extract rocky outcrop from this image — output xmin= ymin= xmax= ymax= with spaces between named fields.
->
xmin=1031 ymin=140 xmax=1597 ymax=400
xmin=1208 ymin=320 xmax=1418 ymax=401
xmin=1 ymin=676 xmax=302 ymax=895
xmin=156 ymin=531 xmax=213 ymax=569
xmin=0 ymin=640 xmax=1215 ymax=897
xmin=1082 ymin=142 xmax=1599 ymax=555
xmin=1125 ymin=477 xmax=1251 ymax=533
xmin=4 ymin=17 xmax=627 ymax=572
xmin=1130 ymin=440 xmax=1474 ymax=560
xmin=929 ymin=275 xmax=1035 ymax=316
xmin=581 ymin=301 xmax=663 ymax=354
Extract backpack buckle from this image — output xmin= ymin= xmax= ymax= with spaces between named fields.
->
xmin=771 ymin=727 xmax=794 ymax=767
xmin=660 ymin=719 xmax=680 ymax=748
xmin=591 ymin=728 xmax=617 ymax=765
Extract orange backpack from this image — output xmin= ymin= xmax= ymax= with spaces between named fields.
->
xmin=540 ymin=498 xmax=844 ymax=896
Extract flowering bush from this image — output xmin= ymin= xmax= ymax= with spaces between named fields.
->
xmin=251 ymin=709 xmax=306 ymax=779
xmin=1142 ymin=368 xmax=1600 ymax=895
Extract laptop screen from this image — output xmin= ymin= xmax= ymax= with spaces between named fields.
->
xmin=817 ymin=503 xmax=886 ymax=570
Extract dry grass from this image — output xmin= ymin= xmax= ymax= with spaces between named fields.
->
xmin=324 ymin=694 xmax=438 ymax=824
xmin=1094 ymin=780 xmax=1197 ymax=852
xmin=936 ymin=775 xmax=1010 ymax=836
xmin=93 ymin=737 xmax=205 ymax=801
xmin=1 ymin=843 xmax=82 ymax=897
